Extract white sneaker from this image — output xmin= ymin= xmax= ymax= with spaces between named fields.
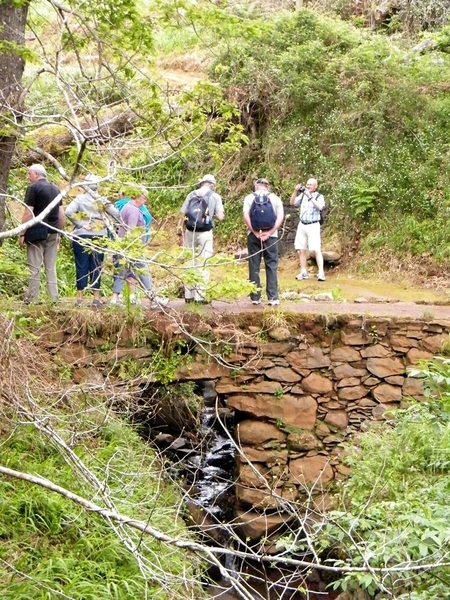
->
xmin=150 ymin=296 xmax=169 ymax=309
xmin=267 ymin=299 xmax=280 ymax=306
xmin=252 ymin=299 xmax=261 ymax=305
xmin=129 ymin=294 xmax=140 ymax=305
xmin=110 ymin=295 xmax=124 ymax=306
xmin=317 ymin=273 xmax=326 ymax=282
xmin=296 ymin=272 xmax=308 ymax=280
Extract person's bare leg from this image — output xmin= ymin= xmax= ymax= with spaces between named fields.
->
xmin=299 ymin=249 xmax=307 ymax=271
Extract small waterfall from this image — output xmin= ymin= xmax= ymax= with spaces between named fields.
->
xmin=147 ymin=380 xmax=339 ymax=600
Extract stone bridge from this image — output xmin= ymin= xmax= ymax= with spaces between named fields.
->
xmin=55 ymin=301 xmax=450 ymax=543
xmin=171 ymin=306 xmax=450 ymax=541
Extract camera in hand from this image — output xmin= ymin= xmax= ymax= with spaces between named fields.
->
xmin=298 ymin=185 xmax=306 ymax=193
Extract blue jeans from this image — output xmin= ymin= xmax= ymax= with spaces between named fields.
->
xmin=73 ymin=236 xmax=104 ymax=291
xmin=247 ymin=232 xmax=279 ymax=302
xmin=112 ymin=257 xmax=152 ymax=295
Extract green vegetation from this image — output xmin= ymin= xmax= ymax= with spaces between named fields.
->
xmin=207 ymin=7 xmax=450 ymax=266
xmin=0 ymin=406 xmax=201 ymax=598
xmin=319 ymin=359 xmax=450 ymax=598
xmin=5 ymin=1 xmax=450 ymax=597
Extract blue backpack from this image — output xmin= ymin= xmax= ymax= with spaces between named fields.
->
xmin=115 ymin=197 xmax=153 ymax=242
xmin=249 ymin=192 xmax=276 ymax=231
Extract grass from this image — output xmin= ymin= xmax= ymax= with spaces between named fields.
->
xmin=0 ymin=406 xmax=202 ymax=599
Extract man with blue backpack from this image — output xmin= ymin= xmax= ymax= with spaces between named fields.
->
xmin=179 ymin=174 xmax=224 ymax=303
xmin=243 ymin=178 xmax=284 ymax=306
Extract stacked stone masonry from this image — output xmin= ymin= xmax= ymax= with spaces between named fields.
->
xmin=197 ymin=315 xmax=450 ymax=527
xmin=55 ymin=312 xmax=450 ymax=544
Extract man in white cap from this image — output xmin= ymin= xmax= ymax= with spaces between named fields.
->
xmin=178 ymin=174 xmax=224 ymax=303
xmin=19 ymin=164 xmax=64 ymax=303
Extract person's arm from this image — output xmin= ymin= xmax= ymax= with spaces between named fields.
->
xmin=310 ymin=193 xmax=324 ymax=212
xmin=176 ymin=216 xmax=185 ymax=246
xmin=99 ymin=197 xmax=121 ymax=222
xmin=57 ymin=205 xmax=65 ymax=230
xmin=19 ymin=206 xmax=34 ymax=247
xmin=65 ymin=198 xmax=84 ymax=228
xmin=243 ymin=195 xmax=255 ymax=233
xmin=214 ymin=195 xmax=224 ymax=222
xmin=19 ymin=186 xmax=35 ymax=246
xmin=274 ymin=200 xmax=284 ymax=230
xmin=243 ymin=209 xmax=253 ymax=232
xmin=177 ymin=196 xmax=190 ymax=243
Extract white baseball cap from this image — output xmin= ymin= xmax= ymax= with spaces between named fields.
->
xmin=82 ymin=174 xmax=101 ymax=190
xmin=198 ymin=174 xmax=216 ymax=186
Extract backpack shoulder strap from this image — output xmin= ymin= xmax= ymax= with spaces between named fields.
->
xmin=253 ymin=191 xmax=269 ymax=202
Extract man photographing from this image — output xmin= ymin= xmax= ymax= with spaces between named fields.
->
xmin=290 ymin=177 xmax=326 ymax=282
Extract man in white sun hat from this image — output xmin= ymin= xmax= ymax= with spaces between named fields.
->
xmin=178 ymin=174 xmax=224 ymax=304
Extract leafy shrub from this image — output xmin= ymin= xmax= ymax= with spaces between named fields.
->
xmin=0 ymin=414 xmax=201 ymax=599
xmin=210 ymin=8 xmax=450 ymax=263
xmin=320 ymin=359 xmax=450 ymax=598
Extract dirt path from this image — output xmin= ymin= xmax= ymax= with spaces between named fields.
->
xmin=165 ymin=298 xmax=450 ymax=319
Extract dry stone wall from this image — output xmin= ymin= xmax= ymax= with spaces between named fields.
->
xmin=177 ymin=314 xmax=450 ymax=538
xmin=51 ymin=310 xmax=450 ymax=544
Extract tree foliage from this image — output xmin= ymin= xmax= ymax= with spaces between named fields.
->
xmin=208 ymin=7 xmax=450 ymax=263
xmin=317 ymin=359 xmax=450 ymax=598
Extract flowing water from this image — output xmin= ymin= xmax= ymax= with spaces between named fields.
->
xmin=150 ymin=380 xmax=339 ymax=600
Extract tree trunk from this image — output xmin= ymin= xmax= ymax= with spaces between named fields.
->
xmin=0 ymin=1 xmax=29 ymax=235
xmin=21 ymin=107 xmax=140 ymax=165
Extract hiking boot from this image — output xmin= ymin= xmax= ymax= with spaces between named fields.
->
xmin=317 ymin=273 xmax=326 ymax=282
xmin=296 ymin=272 xmax=308 ymax=280
xmin=92 ymin=299 xmax=103 ymax=308
xmin=267 ymin=299 xmax=280 ymax=306
xmin=74 ymin=299 xmax=83 ymax=307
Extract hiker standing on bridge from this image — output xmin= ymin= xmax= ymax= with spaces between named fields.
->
xmin=66 ymin=175 xmax=120 ymax=308
xmin=243 ymin=177 xmax=284 ymax=306
xmin=110 ymin=190 xmax=168 ymax=308
xmin=178 ymin=174 xmax=224 ymax=304
xmin=290 ymin=177 xmax=326 ymax=282
xmin=19 ymin=164 xmax=65 ymax=304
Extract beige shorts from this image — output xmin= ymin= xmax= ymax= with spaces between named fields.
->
xmin=294 ymin=221 xmax=321 ymax=252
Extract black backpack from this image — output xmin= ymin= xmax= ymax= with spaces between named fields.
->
xmin=184 ymin=190 xmax=213 ymax=232
xmin=249 ymin=192 xmax=277 ymax=231
xmin=318 ymin=195 xmax=328 ymax=225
